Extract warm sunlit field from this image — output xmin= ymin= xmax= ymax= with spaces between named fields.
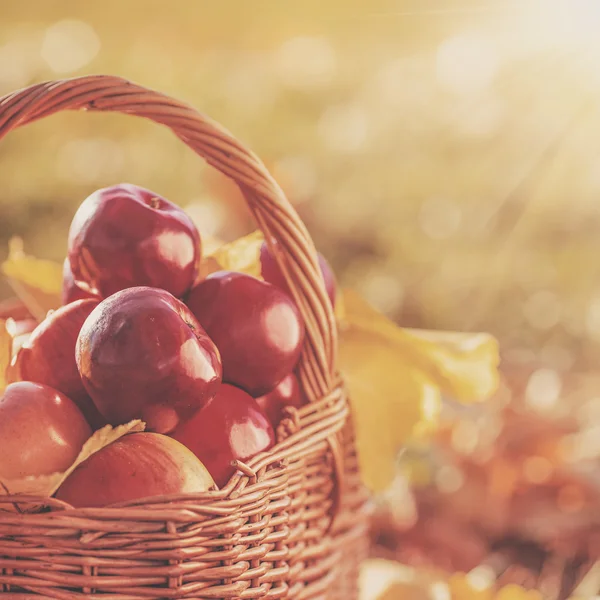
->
xmin=3 ymin=1 xmax=600 ymax=597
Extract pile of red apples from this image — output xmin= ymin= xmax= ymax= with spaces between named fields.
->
xmin=0 ymin=184 xmax=336 ymax=508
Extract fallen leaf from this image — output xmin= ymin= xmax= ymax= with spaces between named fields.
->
xmin=1 ymin=238 xmax=62 ymax=321
xmin=200 ymin=230 xmax=265 ymax=279
xmin=338 ymin=288 xmax=499 ymax=492
xmin=0 ymin=419 xmax=145 ymax=510
xmin=339 ymin=322 xmax=442 ymax=492
xmin=339 ymin=289 xmax=499 ymax=404
xmin=403 ymin=328 xmax=501 ymax=403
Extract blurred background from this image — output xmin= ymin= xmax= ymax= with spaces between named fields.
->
xmin=4 ymin=1 xmax=600 ymax=595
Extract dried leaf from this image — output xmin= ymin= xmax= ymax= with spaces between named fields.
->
xmin=0 ymin=420 xmax=145 ymax=506
xmin=1 ymin=238 xmax=62 ymax=320
xmin=200 ymin=230 xmax=265 ymax=279
xmin=403 ymin=328 xmax=501 ymax=403
xmin=339 ymin=321 xmax=442 ymax=492
xmin=338 ymin=289 xmax=499 ymax=492
xmin=0 ymin=320 xmax=11 ymax=392
xmin=339 ymin=289 xmax=499 ymax=404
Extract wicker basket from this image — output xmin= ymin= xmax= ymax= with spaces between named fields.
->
xmin=0 ymin=76 xmax=370 ymax=599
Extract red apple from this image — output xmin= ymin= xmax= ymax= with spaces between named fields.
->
xmin=68 ymin=183 xmax=201 ymax=298
xmin=185 ymin=271 xmax=305 ymax=396
xmin=255 ymin=373 xmax=306 ymax=428
xmin=62 ymin=257 xmax=98 ymax=304
xmin=0 ymin=381 xmax=91 ymax=480
xmin=76 ymin=286 xmax=222 ymax=434
xmin=172 ymin=384 xmax=275 ymax=487
xmin=55 ymin=432 xmax=215 ymax=508
xmin=260 ymin=241 xmax=337 ymax=307
xmin=10 ymin=298 xmax=106 ymax=430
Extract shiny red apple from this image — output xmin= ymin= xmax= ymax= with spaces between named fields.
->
xmin=185 ymin=271 xmax=305 ymax=396
xmin=62 ymin=257 xmax=98 ymax=304
xmin=76 ymin=286 xmax=222 ymax=434
xmin=68 ymin=183 xmax=201 ymax=298
xmin=172 ymin=383 xmax=275 ymax=487
xmin=10 ymin=298 xmax=106 ymax=430
xmin=255 ymin=373 xmax=306 ymax=428
xmin=260 ymin=241 xmax=337 ymax=307
xmin=0 ymin=381 xmax=91 ymax=480
xmin=55 ymin=432 xmax=215 ymax=508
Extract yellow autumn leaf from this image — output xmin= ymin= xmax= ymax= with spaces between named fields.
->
xmin=1 ymin=238 xmax=62 ymax=321
xmin=339 ymin=323 xmax=442 ymax=492
xmin=201 ymin=229 xmax=265 ymax=279
xmin=339 ymin=289 xmax=499 ymax=403
xmin=338 ymin=288 xmax=499 ymax=492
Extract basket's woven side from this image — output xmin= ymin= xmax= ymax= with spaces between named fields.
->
xmin=0 ymin=390 xmax=368 ymax=599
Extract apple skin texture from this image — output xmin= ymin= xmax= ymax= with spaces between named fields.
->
xmin=259 ymin=241 xmax=337 ymax=307
xmin=68 ymin=183 xmax=201 ymax=299
xmin=55 ymin=432 xmax=215 ymax=508
xmin=0 ymin=381 xmax=91 ymax=480
xmin=11 ymin=298 xmax=106 ymax=429
xmin=255 ymin=372 xmax=305 ymax=429
xmin=185 ymin=271 xmax=305 ymax=397
xmin=172 ymin=383 xmax=275 ymax=488
xmin=62 ymin=257 xmax=98 ymax=305
xmin=76 ymin=287 xmax=222 ymax=434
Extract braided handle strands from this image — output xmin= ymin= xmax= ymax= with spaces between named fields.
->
xmin=0 ymin=75 xmax=336 ymax=403
xmin=0 ymin=76 xmax=370 ymax=599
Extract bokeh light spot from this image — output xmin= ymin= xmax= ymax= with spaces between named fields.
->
xmin=522 ymin=455 xmax=553 ymax=484
xmin=419 ymin=197 xmax=462 ymax=240
xmin=275 ymin=36 xmax=336 ymax=90
xmin=41 ymin=20 xmax=100 ymax=73
xmin=525 ymin=368 xmax=562 ymax=412
xmin=436 ymin=32 xmax=500 ymax=96
xmin=318 ymin=103 xmax=369 ymax=153
xmin=523 ymin=290 xmax=562 ymax=331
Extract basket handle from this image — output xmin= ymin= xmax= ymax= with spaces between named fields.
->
xmin=0 ymin=75 xmax=337 ymax=402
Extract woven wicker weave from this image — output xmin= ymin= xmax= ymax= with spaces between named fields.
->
xmin=0 ymin=76 xmax=370 ymax=599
